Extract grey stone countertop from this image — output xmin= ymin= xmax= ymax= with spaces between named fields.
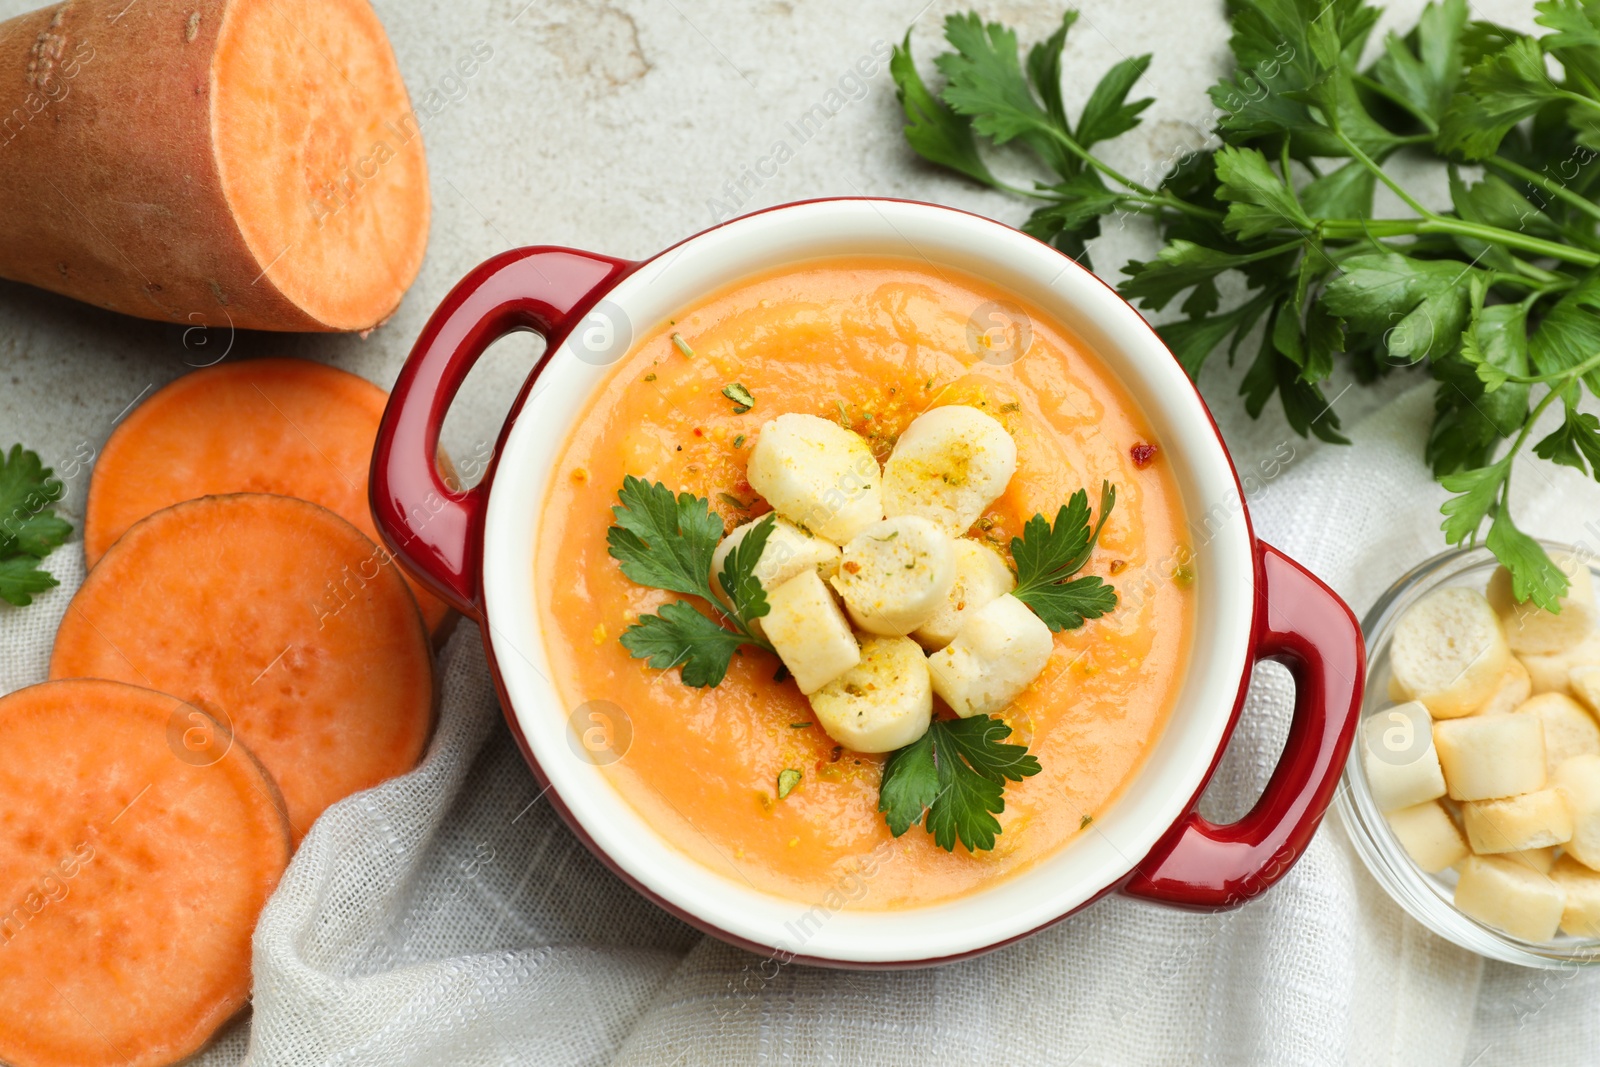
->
xmin=1 ymin=0 xmax=1533 ymax=531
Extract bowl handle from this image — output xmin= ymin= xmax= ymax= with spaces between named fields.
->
xmin=1122 ymin=541 xmax=1365 ymax=909
xmin=370 ymin=247 xmax=631 ymax=616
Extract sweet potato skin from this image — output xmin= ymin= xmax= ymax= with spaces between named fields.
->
xmin=0 ymin=0 xmax=426 ymax=331
xmin=0 ymin=0 xmax=293 ymax=327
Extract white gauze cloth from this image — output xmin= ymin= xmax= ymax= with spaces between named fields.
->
xmin=4 ymin=384 xmax=1599 ymax=1066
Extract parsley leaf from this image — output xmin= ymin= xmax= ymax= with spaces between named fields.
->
xmin=1450 ymin=170 xmax=1557 ymax=242
xmin=1429 ymin=298 xmax=1531 ymax=476
xmin=937 ymin=14 xmax=1058 ymax=153
xmin=1534 ymin=408 xmax=1600 ymax=477
xmin=1210 ymin=0 xmax=1379 ymax=157
xmin=1537 ymin=0 xmax=1600 ymax=100
xmin=879 ymin=730 xmax=940 ymax=837
xmin=1439 ymin=457 xmax=1510 ymax=546
xmin=1010 ymin=481 xmax=1119 ymax=631
xmin=1487 ymin=506 xmax=1570 ymax=613
xmin=608 ymin=479 xmax=774 ymax=688
xmin=1323 ymin=253 xmax=1478 ymax=364
xmin=1299 ymin=160 xmax=1376 ymax=220
xmin=1154 ymin=295 xmax=1273 ymax=379
xmin=0 ymin=445 xmax=72 ymax=608
xmin=1024 ymin=12 xmax=1075 ymax=142
xmin=1530 ymin=279 xmax=1600 ymax=393
xmin=1214 ymin=146 xmax=1313 ymax=240
xmin=1076 ymin=53 xmax=1154 ymax=149
xmin=890 ymin=12 xmax=1154 ymax=268
xmin=1371 ymin=0 xmax=1467 ymax=126
xmin=1243 ymin=315 xmax=1350 ymax=445
xmin=1122 ymin=240 xmax=1273 ymax=314
xmin=618 ymin=601 xmax=750 ymax=688
xmin=878 ymin=715 xmax=1041 ymax=853
xmin=716 ymin=513 xmax=775 ymax=624
xmin=1439 ymin=36 xmax=1564 ymax=159
xmin=607 ymin=476 xmax=723 ymax=599
xmin=1014 ymin=577 xmax=1118 ymax=634
xmin=890 ymin=31 xmax=1000 ymax=189
xmin=0 ymin=557 xmax=62 ymax=607
xmin=1020 ymin=172 xmax=1121 ymax=263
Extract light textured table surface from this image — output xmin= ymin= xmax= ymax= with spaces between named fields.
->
xmin=0 ymin=0 xmax=1569 ymax=1063
xmin=4 ymin=0 xmax=1521 ymax=524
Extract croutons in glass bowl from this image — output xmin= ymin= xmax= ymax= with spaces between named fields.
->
xmin=1339 ymin=541 xmax=1600 ymax=967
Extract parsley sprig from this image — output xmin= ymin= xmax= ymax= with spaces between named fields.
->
xmin=892 ymin=1 xmax=1600 ymax=610
xmin=878 ymin=714 xmax=1042 ymax=852
xmin=0 ymin=445 xmax=72 ymax=607
xmin=1011 ymin=480 xmax=1119 ymax=630
xmin=608 ymin=476 xmax=776 ymax=687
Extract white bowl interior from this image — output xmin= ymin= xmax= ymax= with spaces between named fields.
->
xmin=481 ymin=200 xmax=1257 ymax=963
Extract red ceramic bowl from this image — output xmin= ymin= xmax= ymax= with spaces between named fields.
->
xmin=371 ymin=198 xmax=1366 ymax=968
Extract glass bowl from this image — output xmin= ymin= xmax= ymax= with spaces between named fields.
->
xmin=1336 ymin=540 xmax=1600 ymax=968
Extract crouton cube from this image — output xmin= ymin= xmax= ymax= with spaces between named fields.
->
xmin=1385 ymin=801 xmax=1468 ymax=873
xmin=1362 ymin=702 xmax=1446 ymax=811
xmin=1550 ymin=855 xmax=1600 ymax=937
xmin=1461 ymin=788 xmax=1572 ymax=854
xmin=1454 ymin=855 xmax=1566 ymax=943
xmin=1554 ymin=754 xmax=1600 ymax=870
xmin=1434 ymin=714 xmax=1547 ymax=801
xmin=1513 ymin=693 xmax=1600 ymax=775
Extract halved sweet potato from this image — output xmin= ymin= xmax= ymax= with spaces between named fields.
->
xmin=0 ymin=0 xmax=428 ymax=331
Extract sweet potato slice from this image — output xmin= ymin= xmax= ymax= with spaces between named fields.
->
xmin=52 ymin=494 xmax=434 ymax=840
xmin=0 ymin=679 xmax=289 ymax=1067
xmin=83 ymin=358 xmax=452 ymax=636
xmin=0 ymin=0 xmax=428 ymax=331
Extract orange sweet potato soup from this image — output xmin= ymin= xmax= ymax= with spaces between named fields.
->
xmin=535 ymin=256 xmax=1193 ymax=908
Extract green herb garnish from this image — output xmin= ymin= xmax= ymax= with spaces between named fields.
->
xmin=671 ymin=333 xmax=695 ymax=359
xmin=891 ymin=1 xmax=1600 ymax=610
xmin=608 ymin=477 xmax=776 ymax=687
xmin=0 ymin=445 xmax=72 ymax=607
xmin=1010 ymin=481 xmax=1119 ymax=631
xmin=722 ymin=382 xmax=755 ymax=414
xmin=717 ymin=492 xmax=751 ymax=512
xmin=878 ymin=715 xmax=1041 ymax=852
xmin=609 ymin=475 xmax=1114 ymax=853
